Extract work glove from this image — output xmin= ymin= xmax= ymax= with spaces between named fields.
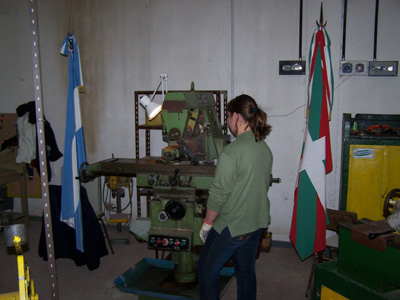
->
xmin=200 ymin=221 xmax=213 ymax=243
xmin=388 ymin=201 xmax=400 ymax=231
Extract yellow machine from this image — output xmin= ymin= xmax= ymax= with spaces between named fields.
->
xmin=341 ymin=114 xmax=400 ymax=220
xmin=346 ymin=144 xmax=400 ymax=220
xmin=313 ymin=114 xmax=400 ymax=300
xmin=103 ymin=176 xmax=133 ymax=226
xmin=1 ymin=225 xmax=38 ymax=300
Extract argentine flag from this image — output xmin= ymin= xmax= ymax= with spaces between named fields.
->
xmin=60 ymin=33 xmax=87 ymax=252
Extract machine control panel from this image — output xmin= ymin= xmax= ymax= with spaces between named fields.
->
xmin=148 ymin=235 xmax=190 ymax=251
xmin=148 ymin=228 xmax=192 ymax=251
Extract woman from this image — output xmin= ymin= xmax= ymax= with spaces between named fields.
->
xmin=197 ymin=94 xmax=273 ymax=300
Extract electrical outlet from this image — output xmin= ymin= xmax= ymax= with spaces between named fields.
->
xmin=368 ymin=61 xmax=398 ymax=76
xmin=339 ymin=61 xmax=369 ymax=76
xmin=279 ymin=60 xmax=306 ymax=75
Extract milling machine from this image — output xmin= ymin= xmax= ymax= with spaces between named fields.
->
xmin=81 ymin=84 xmax=234 ymax=299
xmin=136 ymin=84 xmax=230 ymax=285
xmin=82 ymin=84 xmax=279 ymax=299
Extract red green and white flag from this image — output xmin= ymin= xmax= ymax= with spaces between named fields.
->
xmin=289 ymin=26 xmax=334 ymax=261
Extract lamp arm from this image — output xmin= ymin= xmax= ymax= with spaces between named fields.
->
xmin=150 ymin=80 xmax=163 ymax=101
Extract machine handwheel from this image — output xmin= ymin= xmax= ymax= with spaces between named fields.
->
xmin=383 ymin=188 xmax=400 ymax=217
xmin=79 ymin=162 xmax=90 ymax=183
xmin=165 ymin=200 xmax=186 ymax=221
xmin=366 ymin=124 xmax=390 ymax=135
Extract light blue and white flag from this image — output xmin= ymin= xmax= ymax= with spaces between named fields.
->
xmin=60 ymin=33 xmax=87 ymax=252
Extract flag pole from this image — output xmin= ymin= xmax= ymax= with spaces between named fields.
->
xmin=316 ymin=2 xmax=327 ymax=28
xmin=290 ymin=1 xmax=334 ymax=261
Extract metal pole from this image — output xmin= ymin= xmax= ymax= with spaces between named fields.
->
xmin=373 ymin=0 xmax=379 ymax=61
xmin=299 ymin=0 xmax=303 ymax=60
xmin=231 ymin=0 xmax=234 ymax=99
xmin=28 ymin=0 xmax=59 ymax=299
xmin=341 ymin=0 xmax=348 ymax=61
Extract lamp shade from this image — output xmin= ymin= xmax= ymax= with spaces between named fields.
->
xmin=139 ymin=95 xmax=162 ymax=120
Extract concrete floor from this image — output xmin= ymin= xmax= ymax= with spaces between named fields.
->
xmin=0 ymin=220 xmax=314 ymax=300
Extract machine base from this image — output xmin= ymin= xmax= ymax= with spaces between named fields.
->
xmin=313 ymin=260 xmax=400 ymax=300
xmin=114 ymin=258 xmax=235 ymax=300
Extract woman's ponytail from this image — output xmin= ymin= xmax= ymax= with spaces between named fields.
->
xmin=227 ymin=94 xmax=271 ymax=142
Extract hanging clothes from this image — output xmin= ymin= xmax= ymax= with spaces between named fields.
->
xmin=15 ymin=113 xmax=36 ymax=164
xmin=16 ymin=101 xmax=63 ymax=181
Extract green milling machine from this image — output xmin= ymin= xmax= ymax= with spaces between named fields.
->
xmin=81 ymin=84 xmax=250 ymax=299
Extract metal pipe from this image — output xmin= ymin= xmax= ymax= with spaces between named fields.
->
xmin=150 ymin=80 xmax=163 ymax=101
xmin=299 ymin=0 xmax=303 ymax=60
xmin=341 ymin=0 xmax=348 ymax=61
xmin=373 ymin=0 xmax=379 ymax=61
xmin=231 ymin=0 xmax=235 ymax=99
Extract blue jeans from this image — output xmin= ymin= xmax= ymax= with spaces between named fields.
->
xmin=197 ymin=227 xmax=265 ymax=300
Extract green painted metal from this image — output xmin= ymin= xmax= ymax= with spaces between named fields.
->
xmin=161 ymin=89 xmax=227 ymax=161
xmin=164 ymin=92 xmax=186 ymax=101
xmin=150 ymin=198 xmax=195 ymax=232
xmin=313 ymin=260 xmax=400 ymax=300
xmin=313 ymin=225 xmax=400 ymax=300
xmin=136 ymin=174 xmax=213 ymax=190
xmin=161 ymin=98 xmax=188 ymax=141
xmin=175 ymin=251 xmax=196 ymax=283
xmin=338 ymin=226 xmax=400 ymax=291
xmin=84 ymin=158 xmax=217 ymax=179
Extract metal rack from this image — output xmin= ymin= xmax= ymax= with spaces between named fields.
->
xmin=133 ymin=90 xmax=228 ymax=217
xmin=28 ymin=0 xmax=59 ymax=298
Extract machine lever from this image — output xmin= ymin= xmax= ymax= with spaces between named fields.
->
xmin=169 ymin=169 xmax=180 ymax=186
xmin=368 ymin=229 xmax=395 ymax=240
xmin=271 ymin=177 xmax=281 ymax=184
xmin=270 ymin=174 xmax=281 ymax=186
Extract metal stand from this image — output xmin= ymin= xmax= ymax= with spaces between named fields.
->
xmin=28 ymin=1 xmax=59 ymax=298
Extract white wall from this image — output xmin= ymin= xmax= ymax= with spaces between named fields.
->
xmin=1 ymin=0 xmax=399 ymax=241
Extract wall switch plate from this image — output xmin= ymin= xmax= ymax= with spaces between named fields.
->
xmin=279 ymin=60 xmax=306 ymax=75
xmin=339 ymin=61 xmax=369 ymax=76
xmin=368 ymin=61 xmax=398 ymax=76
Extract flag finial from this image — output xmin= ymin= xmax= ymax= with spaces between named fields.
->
xmin=316 ymin=2 xmax=327 ymax=28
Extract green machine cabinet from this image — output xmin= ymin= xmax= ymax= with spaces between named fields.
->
xmin=313 ymin=223 xmax=400 ymax=300
xmin=340 ymin=114 xmax=400 ymax=220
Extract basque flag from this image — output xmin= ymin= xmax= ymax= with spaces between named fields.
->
xmin=60 ymin=33 xmax=87 ymax=252
xmin=289 ymin=26 xmax=334 ymax=260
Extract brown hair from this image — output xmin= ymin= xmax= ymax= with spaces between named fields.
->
xmin=227 ymin=94 xmax=272 ymax=142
